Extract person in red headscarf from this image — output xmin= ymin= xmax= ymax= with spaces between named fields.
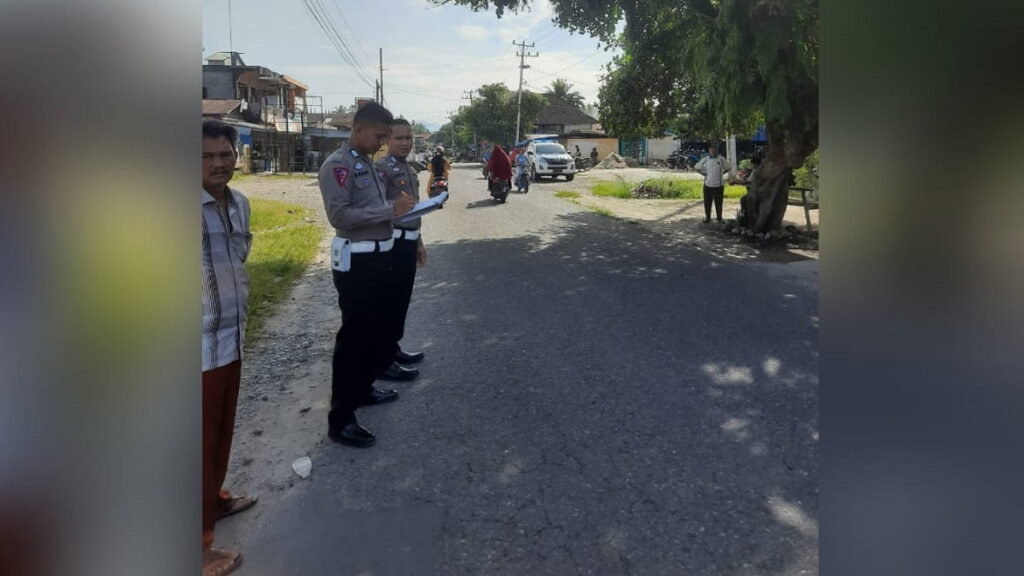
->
xmin=486 ymin=145 xmax=512 ymax=191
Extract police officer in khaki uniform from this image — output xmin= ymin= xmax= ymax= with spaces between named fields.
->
xmin=318 ymin=102 xmax=414 ymax=448
xmin=376 ymin=119 xmax=428 ymax=382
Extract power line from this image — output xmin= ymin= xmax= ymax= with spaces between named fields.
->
xmin=388 ymin=85 xmax=462 ymax=101
xmin=531 ymin=48 xmax=604 ymax=81
xmin=327 ymin=0 xmax=373 ymax=64
xmin=310 ymin=0 xmax=376 ymax=87
xmin=299 ymin=0 xmax=376 ymax=89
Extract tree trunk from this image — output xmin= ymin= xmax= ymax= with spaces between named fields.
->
xmin=741 ymin=126 xmax=817 ymax=236
xmin=744 ymin=150 xmax=791 ymax=235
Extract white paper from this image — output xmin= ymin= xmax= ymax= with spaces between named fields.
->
xmin=394 ymin=191 xmax=448 ymax=224
xmin=292 ymin=456 xmax=312 ymax=478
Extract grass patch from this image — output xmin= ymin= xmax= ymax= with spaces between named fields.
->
xmin=233 ymin=171 xmax=316 ymax=182
xmin=591 ymin=179 xmax=633 ymax=199
xmin=554 ymin=190 xmax=581 ymax=199
xmin=606 ymin=177 xmax=745 ymax=199
xmin=246 ymin=198 xmax=322 ymax=342
xmin=587 ymin=205 xmax=616 ymax=218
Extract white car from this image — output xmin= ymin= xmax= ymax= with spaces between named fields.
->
xmin=527 ymin=141 xmax=577 ymax=182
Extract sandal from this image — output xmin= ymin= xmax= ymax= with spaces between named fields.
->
xmin=202 ymin=548 xmax=242 ymax=576
xmin=216 ymin=494 xmax=257 ymax=521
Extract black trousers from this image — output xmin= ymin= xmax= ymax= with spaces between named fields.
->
xmin=703 ymin=185 xmax=725 ymax=220
xmin=329 ymin=251 xmax=393 ymax=431
xmin=384 ymin=236 xmax=419 ymax=356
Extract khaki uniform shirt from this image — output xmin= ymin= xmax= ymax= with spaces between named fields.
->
xmin=375 ymin=154 xmax=421 ymax=231
xmin=318 ymin=141 xmax=393 ymax=241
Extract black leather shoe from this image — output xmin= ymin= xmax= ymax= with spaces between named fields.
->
xmin=328 ymin=422 xmax=376 ymax=448
xmin=378 ymin=362 xmax=419 ymax=381
xmin=359 ymin=387 xmax=399 ymax=407
xmin=394 ymin=348 xmax=425 ymax=365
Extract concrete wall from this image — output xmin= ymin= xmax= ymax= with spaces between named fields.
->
xmin=646 ymin=136 xmax=676 ymax=161
xmin=202 ymin=67 xmax=236 ymax=99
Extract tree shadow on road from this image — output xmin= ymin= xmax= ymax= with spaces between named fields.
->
xmin=238 ymin=208 xmax=819 ymax=576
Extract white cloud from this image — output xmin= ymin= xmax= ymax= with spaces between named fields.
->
xmin=455 ymin=24 xmax=489 ymax=41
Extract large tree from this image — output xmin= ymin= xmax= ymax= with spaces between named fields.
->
xmin=434 ymin=0 xmax=818 ymax=236
xmin=546 ymin=78 xmax=585 ymax=109
xmin=457 ymin=83 xmax=546 ymax=146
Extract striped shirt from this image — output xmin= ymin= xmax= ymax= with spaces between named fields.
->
xmin=202 ymin=187 xmax=252 ymax=372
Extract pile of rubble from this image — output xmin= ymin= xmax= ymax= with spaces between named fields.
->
xmin=594 ymin=153 xmax=629 ymax=170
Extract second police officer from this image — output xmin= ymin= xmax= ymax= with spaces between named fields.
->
xmin=376 ymin=118 xmax=428 ymax=384
xmin=317 ymin=102 xmax=414 ymax=448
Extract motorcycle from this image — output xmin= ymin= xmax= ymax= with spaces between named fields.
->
xmin=488 ymin=176 xmax=510 ymax=203
xmin=515 ymin=169 xmax=530 ymax=193
xmin=667 ymin=148 xmax=701 ymax=170
xmin=573 ymin=154 xmax=591 ymax=172
xmin=430 ymin=176 xmax=448 ymax=208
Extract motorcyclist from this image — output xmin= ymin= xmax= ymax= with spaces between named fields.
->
xmin=486 ymin=145 xmax=512 ymax=192
xmin=426 ymin=145 xmax=450 ymax=195
xmin=514 ymin=148 xmax=529 ymax=191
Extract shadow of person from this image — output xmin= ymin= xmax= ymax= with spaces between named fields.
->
xmin=465 ymin=199 xmax=500 ymax=209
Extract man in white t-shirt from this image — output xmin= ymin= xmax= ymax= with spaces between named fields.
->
xmin=695 ymin=143 xmax=731 ymax=223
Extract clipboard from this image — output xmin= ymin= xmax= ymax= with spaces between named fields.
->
xmin=394 ymin=191 xmax=448 ymax=224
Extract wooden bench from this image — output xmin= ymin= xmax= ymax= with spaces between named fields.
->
xmin=787 ymin=186 xmax=819 ymax=231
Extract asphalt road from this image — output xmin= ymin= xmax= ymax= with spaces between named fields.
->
xmin=232 ymin=163 xmax=818 ymax=575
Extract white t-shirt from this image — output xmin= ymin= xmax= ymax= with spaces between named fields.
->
xmin=696 ymin=155 xmax=731 ymax=188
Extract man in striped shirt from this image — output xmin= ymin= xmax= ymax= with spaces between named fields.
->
xmin=201 ymin=120 xmax=256 ymax=576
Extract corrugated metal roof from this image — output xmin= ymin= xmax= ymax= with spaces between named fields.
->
xmin=202 ymin=99 xmax=243 ymax=116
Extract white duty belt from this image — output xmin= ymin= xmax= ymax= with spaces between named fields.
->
xmin=392 ymin=228 xmax=420 ymax=241
xmin=331 ymin=236 xmax=393 ymax=272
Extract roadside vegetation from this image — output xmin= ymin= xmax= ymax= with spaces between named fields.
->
xmin=246 ymin=198 xmax=322 ymax=343
xmin=591 ymin=178 xmax=746 ymax=200
xmin=233 ymin=171 xmax=317 ymax=182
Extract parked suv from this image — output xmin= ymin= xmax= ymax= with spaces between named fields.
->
xmin=527 ymin=141 xmax=577 ymax=182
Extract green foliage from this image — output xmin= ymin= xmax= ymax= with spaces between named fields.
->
xmin=546 ymin=78 xmax=585 ymax=108
xmin=246 ymin=198 xmax=322 ymax=342
xmin=794 ymin=149 xmax=819 ymax=189
xmin=634 ymin=179 xmax=747 ymax=200
xmin=438 ymin=0 xmax=818 ymax=166
xmin=591 ymin=179 xmax=632 ymax=199
xmin=455 ymin=83 xmax=546 ymax=146
xmin=554 ymin=190 xmax=581 ymax=198
xmin=592 ymin=177 xmax=745 ymax=200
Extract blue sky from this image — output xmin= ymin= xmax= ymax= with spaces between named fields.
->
xmin=202 ymin=0 xmax=621 ymax=130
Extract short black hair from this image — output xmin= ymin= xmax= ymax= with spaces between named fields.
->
xmin=391 ymin=118 xmax=411 ymax=128
xmin=353 ymin=102 xmax=393 ymax=128
xmin=202 ymin=120 xmax=238 ymax=148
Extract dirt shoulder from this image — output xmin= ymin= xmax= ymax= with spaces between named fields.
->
xmin=215 ymin=174 xmax=338 ymax=550
xmin=546 ymin=166 xmax=819 ymax=263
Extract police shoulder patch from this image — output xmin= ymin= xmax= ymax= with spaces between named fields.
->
xmin=333 ymin=167 xmax=349 ymax=187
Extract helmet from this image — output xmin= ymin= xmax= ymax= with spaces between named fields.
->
xmin=435 ymin=145 xmax=444 ymax=154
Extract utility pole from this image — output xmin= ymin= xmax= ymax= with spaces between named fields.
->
xmin=447 ymin=112 xmax=456 ymax=154
xmin=379 ymin=48 xmax=385 ymax=106
xmin=228 ymin=0 xmax=233 ymax=54
xmin=375 ymin=80 xmax=380 ymax=103
xmin=513 ymin=40 xmax=539 ymax=145
xmin=462 ymin=90 xmax=477 ymax=159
